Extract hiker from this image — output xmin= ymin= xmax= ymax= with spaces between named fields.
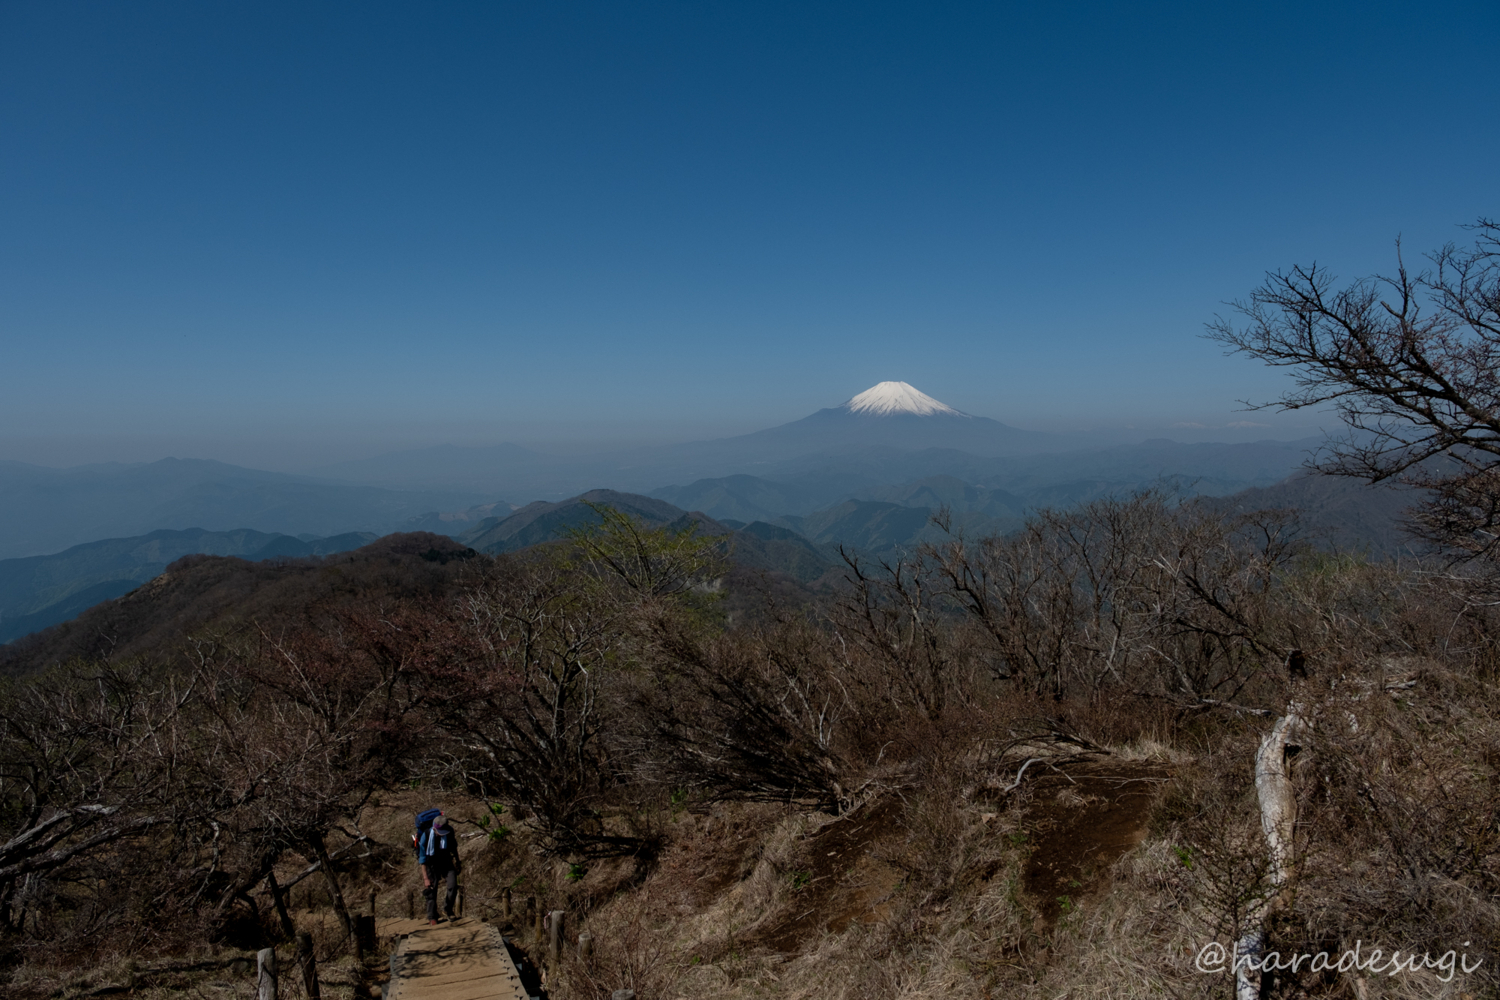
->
xmin=418 ymin=811 xmax=461 ymax=923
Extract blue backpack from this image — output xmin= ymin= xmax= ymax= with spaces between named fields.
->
xmin=413 ymin=808 xmax=443 ymax=861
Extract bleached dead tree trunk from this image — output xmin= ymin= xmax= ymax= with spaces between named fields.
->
xmin=1235 ymin=708 xmax=1303 ymax=1000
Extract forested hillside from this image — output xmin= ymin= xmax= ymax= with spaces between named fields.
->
xmin=0 ymin=528 xmax=378 ymax=645
xmin=0 ymin=493 xmax=1494 ymax=999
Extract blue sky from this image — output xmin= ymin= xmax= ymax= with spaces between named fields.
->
xmin=1 ymin=1 xmax=1496 ymax=469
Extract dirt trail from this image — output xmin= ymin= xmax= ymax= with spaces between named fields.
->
xmin=743 ymin=799 xmax=907 ymax=954
xmin=738 ymin=762 xmax=1169 ymax=954
xmin=1019 ymin=760 xmax=1169 ymax=925
xmin=382 ymin=917 xmax=530 ymax=1000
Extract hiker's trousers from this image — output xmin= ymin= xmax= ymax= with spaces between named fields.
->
xmin=425 ymin=868 xmax=458 ymax=920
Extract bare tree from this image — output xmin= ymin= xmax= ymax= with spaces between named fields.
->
xmin=0 ymin=662 xmax=191 ymax=930
xmin=834 ymin=547 xmax=966 ymax=720
xmin=448 ymin=557 xmax=622 ymax=854
xmin=187 ymin=614 xmax=427 ymax=943
xmin=627 ymin=610 xmax=877 ymax=812
xmin=921 ymin=490 xmax=1302 ymax=705
xmin=1207 ymin=218 xmax=1500 ymax=561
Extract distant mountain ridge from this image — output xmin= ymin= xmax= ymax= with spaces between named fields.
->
xmin=266 ymin=381 xmax=1331 ymax=507
xmin=400 ymin=500 xmax=519 ymax=535
xmin=459 ymin=490 xmax=698 ymax=553
xmin=0 ymin=532 xmax=479 ymax=676
xmin=0 ymin=383 xmax=1328 ymax=607
xmin=0 ymin=496 xmax=846 ymax=656
xmin=1215 ymin=471 xmax=1422 ymax=555
xmin=0 ymin=457 xmax=485 ymax=560
xmin=449 ymin=488 xmax=842 ymax=587
xmin=301 ymin=381 xmax=1059 ymax=497
xmin=0 ymin=380 xmax=1395 ymax=650
xmin=0 ymin=527 xmax=377 ymax=645
xmin=646 ymin=433 xmax=1319 ymax=528
xmin=1 ymin=469 xmax=1426 ymax=653
xmin=295 ymin=384 xmax=1321 ymax=503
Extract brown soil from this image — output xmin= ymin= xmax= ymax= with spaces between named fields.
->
xmin=1018 ymin=760 xmax=1169 ymax=926
xmin=744 ymin=798 xmax=907 ymax=954
xmin=735 ymin=761 xmax=1168 ymax=955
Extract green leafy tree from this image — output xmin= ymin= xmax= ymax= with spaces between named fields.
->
xmin=568 ymin=501 xmax=729 ymax=603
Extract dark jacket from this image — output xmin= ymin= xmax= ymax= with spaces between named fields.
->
xmin=420 ymin=825 xmax=460 ymax=873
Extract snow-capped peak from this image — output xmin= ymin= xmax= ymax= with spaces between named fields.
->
xmin=841 ymin=381 xmax=967 ymax=417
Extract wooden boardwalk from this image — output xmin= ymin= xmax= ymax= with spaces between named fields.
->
xmin=381 ymin=917 xmax=531 ymax=1000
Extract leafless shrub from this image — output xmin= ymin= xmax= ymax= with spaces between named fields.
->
xmin=625 ymin=609 xmax=892 ymax=812
xmin=1293 ymin=676 xmax=1500 ymax=973
xmin=565 ymin=889 xmax=686 ymax=1000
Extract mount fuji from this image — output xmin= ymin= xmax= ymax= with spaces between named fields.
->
xmin=683 ymin=381 xmax=1048 ymax=463
xmin=841 ymin=381 xmax=966 ymax=416
xmin=311 ymin=381 xmax=1054 ymax=497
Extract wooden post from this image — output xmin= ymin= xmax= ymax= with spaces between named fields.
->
xmin=256 ymin=947 xmax=278 ymax=1000
xmin=501 ymin=887 xmax=511 ymax=921
xmin=525 ymin=895 xmax=537 ymax=940
xmin=531 ymin=901 xmax=543 ymax=944
xmin=455 ymin=884 xmax=464 ymax=918
xmin=548 ymin=910 xmax=564 ymax=963
xmin=369 ymin=888 xmax=378 ymax=916
xmin=355 ymin=915 xmax=377 ymax=956
xmin=578 ymin=930 xmax=593 ymax=964
xmin=295 ymin=932 xmax=321 ymax=1000
xmin=406 ymin=890 xmax=414 ymax=920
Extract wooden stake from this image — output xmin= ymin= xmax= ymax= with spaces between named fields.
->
xmin=578 ymin=930 xmax=593 ymax=963
xmin=296 ymin=932 xmax=320 ymax=1000
xmin=548 ymin=910 xmax=565 ymax=963
xmin=355 ymin=915 xmax=377 ymax=956
xmin=256 ymin=947 xmax=278 ymax=1000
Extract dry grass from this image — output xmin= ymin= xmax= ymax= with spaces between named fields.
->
xmin=1 ymin=946 xmax=368 ymax=1000
xmin=465 ymin=688 xmax=1495 ymax=1000
xmin=13 ymin=683 xmax=1499 ymax=1000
